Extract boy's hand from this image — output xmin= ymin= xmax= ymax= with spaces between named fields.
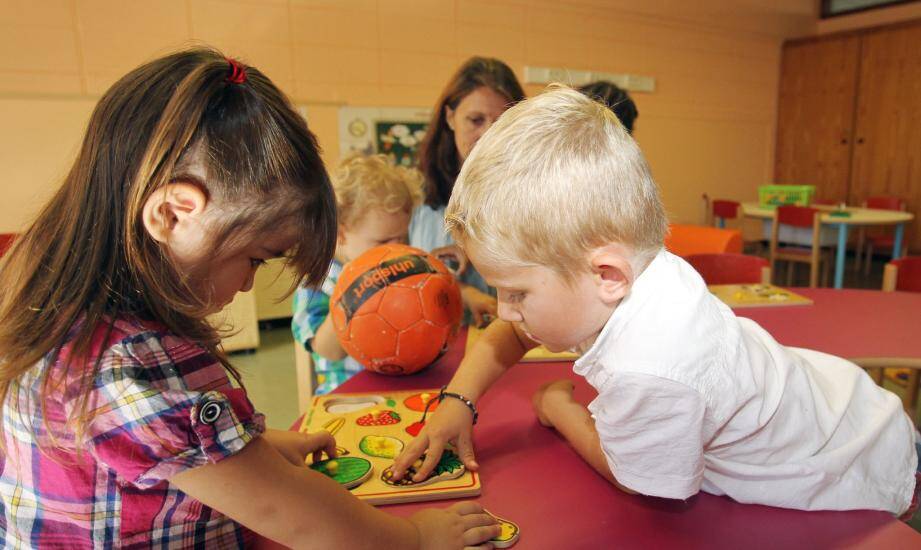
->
xmin=460 ymin=286 xmax=498 ymax=328
xmin=432 ymin=244 xmax=469 ymax=276
xmin=409 ymin=501 xmax=499 ymax=550
xmin=262 ymin=429 xmax=337 ymax=467
xmin=532 ymin=379 xmax=576 ymax=428
xmin=391 ymin=398 xmax=477 ymax=482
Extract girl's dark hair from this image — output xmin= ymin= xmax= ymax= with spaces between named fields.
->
xmin=417 ymin=56 xmax=525 ymax=208
xmin=578 ymin=81 xmax=638 ymax=134
xmin=0 ymin=47 xmax=336 ymax=444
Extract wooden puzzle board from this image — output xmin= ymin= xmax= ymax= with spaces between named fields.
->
xmin=299 ymin=388 xmax=480 ymax=505
xmin=708 ymin=284 xmax=813 ymax=308
xmin=465 ymin=326 xmax=579 ymax=362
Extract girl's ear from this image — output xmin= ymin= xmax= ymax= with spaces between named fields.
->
xmin=142 ymin=182 xmax=209 ymax=244
xmin=589 ymin=246 xmax=635 ymax=305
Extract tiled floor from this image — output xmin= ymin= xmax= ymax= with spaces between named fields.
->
xmin=229 ymin=322 xmax=302 ymax=430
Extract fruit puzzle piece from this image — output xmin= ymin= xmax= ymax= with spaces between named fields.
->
xmin=310 ymin=456 xmax=373 ymax=490
xmin=403 ymin=392 xmax=440 ymax=412
xmin=405 ymin=420 xmax=425 ymax=437
xmin=487 ymin=510 xmax=520 ymax=548
xmin=380 ymin=449 xmax=465 ymax=488
xmin=358 ymin=435 xmax=404 ymax=459
xmin=356 ymin=409 xmax=401 ymax=426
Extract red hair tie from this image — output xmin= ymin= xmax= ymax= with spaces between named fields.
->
xmin=226 ymin=58 xmax=247 ymax=84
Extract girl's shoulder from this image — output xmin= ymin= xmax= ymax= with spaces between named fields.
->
xmin=59 ymin=316 xmax=227 ymax=397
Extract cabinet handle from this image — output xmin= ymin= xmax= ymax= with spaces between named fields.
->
xmin=840 ymin=138 xmax=848 ymax=144
xmin=857 ymin=137 xmax=865 ymax=144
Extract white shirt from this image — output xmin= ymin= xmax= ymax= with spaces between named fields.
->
xmin=575 ymin=249 xmax=917 ymax=514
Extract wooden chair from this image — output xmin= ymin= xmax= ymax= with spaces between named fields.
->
xmin=0 ymin=233 xmax=16 ymax=257
xmin=665 ymin=224 xmax=742 ymax=258
xmin=686 ymin=253 xmax=770 ymax=285
xmin=874 ymin=256 xmax=921 ymax=413
xmin=857 ymin=196 xmax=907 ymax=274
xmin=769 ymin=205 xmax=831 ymax=288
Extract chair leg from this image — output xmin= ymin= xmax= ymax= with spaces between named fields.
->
xmin=864 ymin=241 xmax=874 ymax=277
xmin=855 ymin=227 xmax=865 ymax=270
xmin=786 ymin=261 xmax=794 ymax=286
xmin=821 ymin=252 xmax=831 ymax=288
xmin=809 ymin=258 xmax=818 ymax=288
xmin=905 ymin=370 xmax=921 ymax=413
xmin=866 ymin=367 xmax=884 ymax=385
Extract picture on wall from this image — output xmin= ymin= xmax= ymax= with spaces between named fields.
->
xmin=338 ymin=107 xmax=431 ymax=166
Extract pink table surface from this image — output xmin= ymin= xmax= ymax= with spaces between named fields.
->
xmin=274 ymin=289 xmax=921 ymax=549
xmin=734 ymin=288 xmax=921 ymax=360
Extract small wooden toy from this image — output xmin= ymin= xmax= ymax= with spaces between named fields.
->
xmin=486 ymin=510 xmax=520 ymax=548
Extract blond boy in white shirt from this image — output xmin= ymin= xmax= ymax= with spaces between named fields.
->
xmin=391 ymin=87 xmax=919 ymax=516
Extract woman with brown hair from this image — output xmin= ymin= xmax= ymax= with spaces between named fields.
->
xmin=411 ymin=56 xmax=526 ymax=325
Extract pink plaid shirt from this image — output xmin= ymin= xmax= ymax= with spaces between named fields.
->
xmin=1 ymin=317 xmax=265 ymax=548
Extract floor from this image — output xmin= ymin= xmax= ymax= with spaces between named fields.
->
xmin=232 ymin=252 xmax=921 ymax=531
xmin=229 ymin=320 xmax=302 ymax=430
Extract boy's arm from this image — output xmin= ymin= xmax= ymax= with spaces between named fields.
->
xmin=391 ymin=319 xmax=538 ymax=481
xmin=311 ymin=315 xmax=346 ymax=361
xmin=532 ymin=380 xmax=636 ymax=494
xmin=171 ymin=436 xmax=499 ymax=549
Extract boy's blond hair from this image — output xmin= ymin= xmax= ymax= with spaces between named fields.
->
xmin=445 ymin=86 xmax=667 ymax=278
xmin=333 ymin=154 xmax=423 ymax=228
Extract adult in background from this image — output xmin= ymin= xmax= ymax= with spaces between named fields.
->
xmin=579 ymin=80 xmax=638 ymax=134
xmin=412 ymin=56 xmax=526 ymax=325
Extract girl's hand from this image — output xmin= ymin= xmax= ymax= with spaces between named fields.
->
xmin=390 ymin=397 xmax=477 ymax=482
xmin=262 ymin=429 xmax=337 ymax=467
xmin=460 ymin=286 xmax=498 ymax=328
xmin=531 ymin=379 xmax=576 ymax=428
xmin=409 ymin=501 xmax=499 ymax=550
xmin=431 ymin=244 xmax=469 ymax=275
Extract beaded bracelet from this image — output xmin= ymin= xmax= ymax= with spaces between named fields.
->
xmin=437 ymin=385 xmax=479 ymax=425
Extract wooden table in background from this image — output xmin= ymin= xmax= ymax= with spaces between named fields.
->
xmin=741 ymin=202 xmax=914 ymax=289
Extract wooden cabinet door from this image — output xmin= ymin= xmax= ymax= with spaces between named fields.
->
xmin=775 ymin=36 xmax=860 ymax=204
xmin=851 ymin=21 xmax=921 ymax=250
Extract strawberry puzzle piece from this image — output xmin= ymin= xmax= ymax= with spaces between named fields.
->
xmin=355 ymin=409 xmax=401 ymax=427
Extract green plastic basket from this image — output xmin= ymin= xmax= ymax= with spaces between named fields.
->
xmin=758 ymin=185 xmax=816 ymax=209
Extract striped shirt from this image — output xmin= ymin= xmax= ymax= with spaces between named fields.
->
xmin=0 ymin=317 xmax=265 ymax=548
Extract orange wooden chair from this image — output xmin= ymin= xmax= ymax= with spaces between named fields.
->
xmin=769 ymin=205 xmax=831 ymax=288
xmin=665 ymin=224 xmax=742 ymax=258
xmin=857 ymin=196 xmax=907 ymax=274
xmin=686 ymin=253 xmax=770 ymax=285
xmin=878 ymin=256 xmax=921 ymax=411
xmin=0 ymin=233 xmax=15 ymax=258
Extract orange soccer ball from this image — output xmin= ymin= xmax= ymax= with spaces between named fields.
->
xmin=330 ymin=244 xmax=463 ymax=375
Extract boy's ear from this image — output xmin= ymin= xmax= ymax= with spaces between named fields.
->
xmin=141 ymin=182 xmax=208 ymax=244
xmin=444 ymin=105 xmax=456 ymax=131
xmin=589 ymin=246 xmax=635 ymax=305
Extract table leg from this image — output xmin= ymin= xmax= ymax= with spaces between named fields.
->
xmin=834 ymin=223 xmax=848 ymax=289
xmin=893 ymin=224 xmax=905 ymax=261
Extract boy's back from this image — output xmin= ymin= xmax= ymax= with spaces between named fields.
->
xmin=582 ymin=250 xmax=917 ymax=513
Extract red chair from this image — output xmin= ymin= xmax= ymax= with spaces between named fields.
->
xmin=686 ymin=253 xmax=770 ymax=285
xmin=711 ymin=200 xmax=740 ymax=229
xmin=858 ymin=196 xmax=907 ymax=274
xmin=769 ymin=205 xmax=831 ymax=288
xmin=883 ymin=256 xmax=921 ymax=293
xmin=0 ymin=233 xmax=15 ymax=258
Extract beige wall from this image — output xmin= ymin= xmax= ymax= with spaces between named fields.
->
xmin=0 ymin=0 xmax=816 ymax=234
